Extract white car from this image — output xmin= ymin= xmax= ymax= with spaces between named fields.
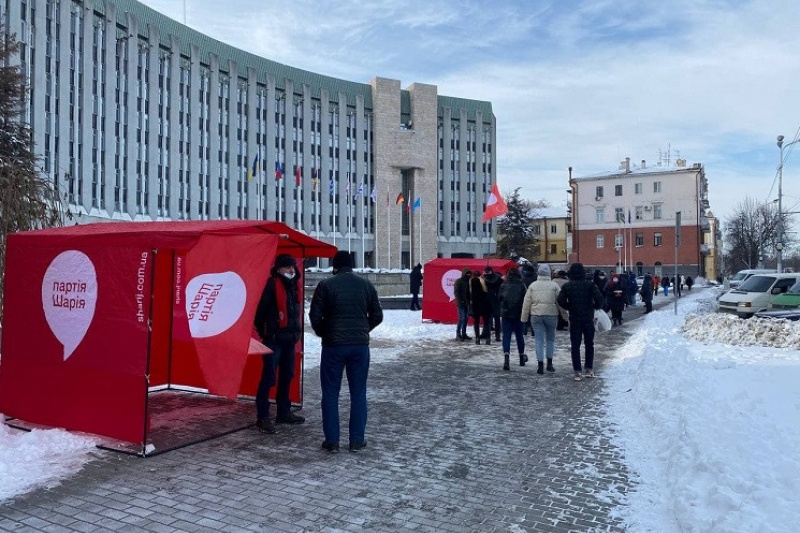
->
xmin=717 ymin=273 xmax=800 ymax=318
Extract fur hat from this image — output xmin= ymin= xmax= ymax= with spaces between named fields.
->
xmin=568 ymin=262 xmax=586 ymax=280
xmin=537 ymin=264 xmax=551 ymax=277
xmin=331 ymin=250 xmax=352 ymax=269
xmin=274 ymin=254 xmax=296 ymax=269
xmin=484 ymin=266 xmax=494 ymax=274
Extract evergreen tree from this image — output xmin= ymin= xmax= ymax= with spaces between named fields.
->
xmin=495 ymin=188 xmax=548 ymax=260
xmin=0 ymin=28 xmax=63 ymax=319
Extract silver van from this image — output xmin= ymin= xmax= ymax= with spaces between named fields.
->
xmin=729 ymin=269 xmax=777 ymax=289
xmin=718 ymin=273 xmax=800 ymax=318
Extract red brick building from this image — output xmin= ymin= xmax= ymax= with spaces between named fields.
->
xmin=568 ymin=158 xmax=712 ymax=279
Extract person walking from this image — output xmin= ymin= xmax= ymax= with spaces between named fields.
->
xmin=686 ymin=276 xmax=694 ymax=291
xmin=604 ymin=273 xmax=626 ymax=326
xmin=641 ymin=273 xmax=654 ymax=313
xmin=553 ymin=270 xmax=570 ymax=331
xmin=453 ymin=268 xmax=472 ymax=341
xmin=557 ymin=263 xmax=604 ymax=381
xmin=674 ymin=276 xmax=683 ymax=297
xmin=409 ymin=263 xmax=423 ymax=311
xmin=498 ymin=267 xmax=527 ymax=370
xmin=254 ymin=254 xmax=305 ymax=434
xmin=520 ymin=263 xmax=538 ymax=335
xmin=653 ymin=274 xmax=661 ymax=296
xmin=309 ymin=250 xmax=383 ymax=453
xmin=470 ymin=270 xmax=492 ymax=345
xmin=521 ymin=264 xmax=561 ymax=374
xmin=661 ymin=275 xmax=670 ymax=297
xmin=483 ymin=266 xmax=503 ymax=342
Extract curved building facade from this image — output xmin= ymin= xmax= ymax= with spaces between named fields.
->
xmin=4 ymin=0 xmax=497 ymax=267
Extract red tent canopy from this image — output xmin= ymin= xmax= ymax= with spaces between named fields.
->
xmin=421 ymin=258 xmax=518 ymax=324
xmin=0 ymin=221 xmax=335 ymax=452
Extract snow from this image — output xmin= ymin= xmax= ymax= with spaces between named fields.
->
xmin=2 ymin=289 xmax=800 ymax=532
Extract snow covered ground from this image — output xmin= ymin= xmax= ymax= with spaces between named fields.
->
xmin=2 ymin=289 xmax=799 ymax=532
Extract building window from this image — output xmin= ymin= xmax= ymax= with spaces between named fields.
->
xmin=595 ymin=208 xmax=605 ymax=223
xmin=615 ymin=184 xmax=622 ymax=196
xmin=596 ymin=234 xmax=604 ymax=248
xmin=533 ymin=224 xmax=541 ymax=235
xmin=595 ymin=186 xmax=604 ymax=199
xmin=615 ymin=207 xmax=624 ymax=222
xmin=636 ymin=232 xmax=643 ymax=246
xmin=635 ymin=183 xmax=642 ymax=194
xmin=653 ymin=204 xmax=662 ymax=219
xmin=550 ymin=243 xmax=557 ymax=254
xmin=654 ymin=232 xmax=662 ymax=246
xmin=550 ymin=224 xmax=557 ymax=234
xmin=635 ymin=206 xmax=643 ymax=220
xmin=615 ymin=233 xmax=623 ymax=248
xmin=653 ymin=181 xmax=662 ymax=193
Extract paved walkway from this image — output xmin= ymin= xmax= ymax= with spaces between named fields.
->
xmin=0 ymin=300 xmax=671 ymax=532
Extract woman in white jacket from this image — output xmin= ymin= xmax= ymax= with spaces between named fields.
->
xmin=520 ymin=264 xmax=561 ymax=374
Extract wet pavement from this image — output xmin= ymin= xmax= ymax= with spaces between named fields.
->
xmin=0 ymin=300 xmax=671 ymax=532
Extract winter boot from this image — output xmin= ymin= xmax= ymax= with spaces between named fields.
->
xmin=537 ymin=361 xmax=544 ymax=375
xmin=519 ymin=354 xmax=526 ymax=367
xmin=475 ymin=337 xmax=481 ymax=345
xmin=503 ymin=353 xmax=510 ymax=371
xmin=546 ymin=358 xmax=555 ymax=372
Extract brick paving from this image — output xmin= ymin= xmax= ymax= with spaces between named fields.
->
xmin=0 ymin=301 xmax=668 ymax=532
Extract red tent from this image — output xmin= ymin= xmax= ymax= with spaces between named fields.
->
xmin=0 ymin=221 xmax=335 ymax=453
xmin=421 ymin=258 xmax=517 ymax=324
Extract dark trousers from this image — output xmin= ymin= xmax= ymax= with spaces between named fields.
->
xmin=320 ymin=344 xmax=370 ymax=445
xmin=256 ymin=339 xmax=296 ymax=420
xmin=474 ymin=312 xmax=492 ymax=338
xmin=457 ymin=305 xmax=469 ymax=337
xmin=410 ymin=292 xmax=421 ymax=310
xmin=501 ymin=317 xmax=525 ymax=354
xmin=569 ymin=320 xmax=596 ymax=371
xmin=643 ymin=298 xmax=653 ymax=312
xmin=491 ymin=315 xmax=501 ymax=339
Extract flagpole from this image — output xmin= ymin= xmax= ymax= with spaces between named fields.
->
xmin=316 ymin=175 xmax=320 ymax=269
xmin=387 ymin=194 xmax=391 ymax=269
xmin=361 ymin=184 xmax=366 ymax=269
xmin=345 ymin=179 xmax=353 ymax=254
xmin=333 ymin=178 xmax=337 ymax=249
xmin=418 ymin=199 xmax=422 ymax=264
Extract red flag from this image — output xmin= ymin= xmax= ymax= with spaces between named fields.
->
xmin=295 ymin=166 xmax=302 ymax=187
xmin=482 ymin=182 xmax=508 ymax=222
xmin=396 ymin=193 xmax=405 ymax=205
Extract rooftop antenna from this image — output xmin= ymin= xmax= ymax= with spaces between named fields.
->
xmin=183 ymin=0 xmax=187 ymax=25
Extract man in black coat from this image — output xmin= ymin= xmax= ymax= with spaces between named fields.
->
xmin=453 ymin=268 xmax=472 ymax=341
xmin=557 ymin=263 xmax=604 ymax=381
xmin=409 ymin=263 xmax=423 ymax=311
xmin=309 ymin=251 xmax=383 ymax=453
xmin=641 ymin=273 xmax=654 ymax=313
xmin=483 ymin=266 xmax=504 ymax=341
xmin=254 ymin=254 xmax=305 ymax=434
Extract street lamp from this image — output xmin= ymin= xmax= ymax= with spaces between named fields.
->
xmin=777 ymin=135 xmax=785 ymax=273
xmin=776 ymin=135 xmax=800 ymax=273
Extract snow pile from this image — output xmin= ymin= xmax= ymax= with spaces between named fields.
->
xmin=682 ymin=306 xmax=800 ymax=349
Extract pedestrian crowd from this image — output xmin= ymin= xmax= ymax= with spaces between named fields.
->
xmin=254 ymin=252 xmax=692 ymax=452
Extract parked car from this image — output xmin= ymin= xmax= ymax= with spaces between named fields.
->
xmin=717 ymin=273 xmax=800 ymax=318
xmin=728 ymin=269 xmax=777 ymax=289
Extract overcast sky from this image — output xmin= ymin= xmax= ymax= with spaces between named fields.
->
xmin=138 ymin=0 xmax=800 ymax=225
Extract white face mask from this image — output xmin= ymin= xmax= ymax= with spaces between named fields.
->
xmin=282 ymin=272 xmax=296 ymax=280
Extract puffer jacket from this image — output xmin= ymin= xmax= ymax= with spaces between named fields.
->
xmin=498 ymin=271 xmax=527 ymax=319
xmin=309 ymin=267 xmax=383 ymax=346
xmin=556 ymin=263 xmax=604 ymax=324
xmin=483 ymin=272 xmax=503 ymax=317
xmin=521 ymin=279 xmax=561 ymax=322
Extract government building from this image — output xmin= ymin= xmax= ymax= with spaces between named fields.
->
xmin=5 ymin=0 xmax=497 ymax=268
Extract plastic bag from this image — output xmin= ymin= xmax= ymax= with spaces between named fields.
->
xmin=594 ymin=309 xmax=612 ymax=332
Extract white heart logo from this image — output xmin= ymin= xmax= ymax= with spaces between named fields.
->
xmin=185 ymin=272 xmax=246 ymax=338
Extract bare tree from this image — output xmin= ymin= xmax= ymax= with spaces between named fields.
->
xmin=723 ymin=197 xmax=780 ymax=271
xmin=0 ymin=28 xmax=63 ymax=320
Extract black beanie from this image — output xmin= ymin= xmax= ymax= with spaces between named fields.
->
xmin=331 ymin=250 xmax=352 ymax=269
xmin=274 ymin=254 xmax=296 ymax=269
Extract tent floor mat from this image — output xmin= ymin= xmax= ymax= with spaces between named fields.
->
xmin=101 ymin=389 xmax=257 ymax=456
xmin=4 ymin=390 xmax=257 ymax=457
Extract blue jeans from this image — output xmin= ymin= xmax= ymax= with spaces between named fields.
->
xmin=569 ymin=320 xmax=595 ymax=371
xmin=256 ymin=339 xmax=297 ymax=420
xmin=530 ymin=315 xmax=558 ymax=362
xmin=456 ymin=305 xmax=469 ymax=337
xmin=320 ymin=344 xmax=370 ymax=445
xmin=501 ymin=317 xmax=525 ymax=354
